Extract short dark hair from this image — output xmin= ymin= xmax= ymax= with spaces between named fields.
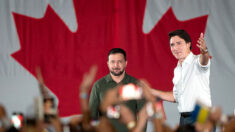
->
xmin=168 ymin=29 xmax=192 ymax=50
xmin=108 ymin=48 xmax=126 ymax=61
xmin=175 ymin=124 xmax=196 ymax=132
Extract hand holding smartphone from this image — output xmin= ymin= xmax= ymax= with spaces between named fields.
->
xmin=119 ymin=83 xmax=142 ymax=100
xmin=34 ymin=96 xmax=57 ymax=123
xmin=11 ymin=112 xmax=23 ymax=129
xmin=43 ymin=97 xmax=57 ymax=123
xmin=106 ymin=105 xmax=120 ymax=119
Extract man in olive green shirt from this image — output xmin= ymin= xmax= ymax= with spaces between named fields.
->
xmin=89 ymin=48 xmax=145 ymax=132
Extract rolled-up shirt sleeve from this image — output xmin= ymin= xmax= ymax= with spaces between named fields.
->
xmin=173 ymin=86 xmax=178 ymax=103
xmin=197 ymin=57 xmax=210 ymax=72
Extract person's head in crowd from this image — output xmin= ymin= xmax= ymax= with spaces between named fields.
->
xmin=0 ymin=104 xmax=7 ymax=132
xmin=0 ymin=104 xmax=7 ymax=119
xmin=0 ymin=104 xmax=14 ymax=132
xmin=96 ymin=117 xmax=116 ymax=132
xmin=223 ymin=116 xmax=235 ymax=132
xmin=168 ymin=29 xmax=192 ymax=62
xmin=107 ymin=48 xmax=127 ymax=77
xmin=175 ymin=124 xmax=196 ymax=132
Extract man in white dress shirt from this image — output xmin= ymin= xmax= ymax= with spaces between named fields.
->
xmin=150 ymin=29 xmax=211 ymax=125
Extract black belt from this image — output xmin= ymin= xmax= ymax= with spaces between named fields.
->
xmin=180 ymin=112 xmax=192 ymax=117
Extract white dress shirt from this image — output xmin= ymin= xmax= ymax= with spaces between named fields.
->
xmin=173 ymin=52 xmax=212 ymax=113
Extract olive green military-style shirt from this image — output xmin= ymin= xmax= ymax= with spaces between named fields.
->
xmin=89 ymin=73 xmax=145 ymax=132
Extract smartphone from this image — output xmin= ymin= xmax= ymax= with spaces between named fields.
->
xmin=146 ymin=100 xmax=165 ymax=119
xmin=43 ymin=97 xmax=57 ymax=123
xmin=34 ymin=96 xmax=57 ymax=123
xmin=106 ymin=105 xmax=120 ymax=119
xmin=119 ymin=83 xmax=142 ymax=100
xmin=11 ymin=112 xmax=23 ymax=129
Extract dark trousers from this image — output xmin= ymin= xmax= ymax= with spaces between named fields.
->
xmin=180 ymin=112 xmax=216 ymax=132
xmin=180 ymin=112 xmax=194 ymax=126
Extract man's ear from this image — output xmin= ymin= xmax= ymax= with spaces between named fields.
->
xmin=187 ymin=42 xmax=191 ymax=49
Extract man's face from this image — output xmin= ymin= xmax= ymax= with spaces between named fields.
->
xmin=170 ymin=36 xmax=191 ymax=61
xmin=107 ymin=53 xmax=127 ymax=76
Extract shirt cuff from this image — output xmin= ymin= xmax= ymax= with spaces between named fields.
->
xmin=197 ymin=57 xmax=210 ymax=71
xmin=173 ymin=87 xmax=178 ymax=103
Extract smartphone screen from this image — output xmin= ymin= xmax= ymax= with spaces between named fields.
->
xmin=146 ymin=101 xmax=166 ymax=120
xmin=119 ymin=83 xmax=142 ymax=100
xmin=43 ymin=97 xmax=57 ymax=123
xmin=106 ymin=105 xmax=120 ymax=119
xmin=11 ymin=113 xmax=23 ymax=129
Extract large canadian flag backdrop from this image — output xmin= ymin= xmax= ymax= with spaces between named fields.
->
xmin=0 ymin=0 xmax=235 ymax=126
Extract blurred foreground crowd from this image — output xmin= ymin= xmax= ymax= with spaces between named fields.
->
xmin=0 ymin=65 xmax=234 ymax=132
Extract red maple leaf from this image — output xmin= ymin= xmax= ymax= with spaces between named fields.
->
xmin=11 ymin=0 xmax=208 ymax=117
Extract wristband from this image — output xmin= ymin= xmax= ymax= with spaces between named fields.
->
xmin=201 ymin=48 xmax=208 ymax=54
xmin=80 ymin=93 xmax=88 ymax=99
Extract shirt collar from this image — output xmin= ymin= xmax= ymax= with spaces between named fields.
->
xmin=177 ymin=52 xmax=194 ymax=66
